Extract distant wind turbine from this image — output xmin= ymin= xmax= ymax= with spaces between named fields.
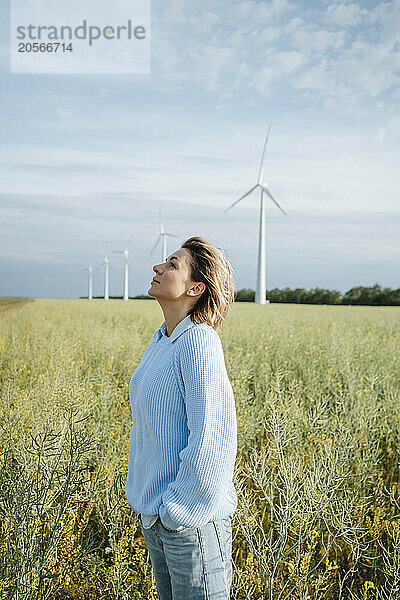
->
xmin=103 ymin=254 xmax=109 ymax=301
xmin=94 ymin=244 xmax=118 ymax=301
xmin=87 ymin=266 xmax=93 ymax=300
xmin=110 ymin=234 xmax=134 ymax=301
xmin=94 ymin=245 xmax=110 ymax=301
xmin=81 ymin=266 xmax=93 ymax=300
xmin=148 ymin=205 xmax=179 ymax=263
xmin=224 ymin=124 xmax=288 ymax=305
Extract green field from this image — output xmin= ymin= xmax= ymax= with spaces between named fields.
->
xmin=1 ymin=299 xmax=399 ymax=599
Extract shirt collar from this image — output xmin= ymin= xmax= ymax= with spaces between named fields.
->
xmin=157 ymin=314 xmax=195 ymax=343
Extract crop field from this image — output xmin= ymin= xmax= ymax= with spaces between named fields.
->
xmin=0 ymin=298 xmax=399 ymax=600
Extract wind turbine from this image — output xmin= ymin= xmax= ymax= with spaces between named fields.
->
xmin=148 ymin=205 xmax=179 ymax=262
xmin=94 ymin=244 xmax=118 ymax=301
xmin=81 ymin=266 xmax=93 ymax=299
xmin=103 ymin=254 xmax=109 ymax=301
xmin=87 ymin=266 xmax=93 ymax=300
xmin=224 ymin=125 xmax=288 ymax=305
xmin=110 ymin=234 xmax=134 ymax=301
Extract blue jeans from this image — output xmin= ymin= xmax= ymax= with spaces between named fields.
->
xmin=138 ymin=513 xmax=233 ymax=599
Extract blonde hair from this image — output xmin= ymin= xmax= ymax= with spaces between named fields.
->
xmin=181 ymin=236 xmax=235 ymax=332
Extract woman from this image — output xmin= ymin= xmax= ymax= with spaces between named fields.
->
xmin=125 ymin=236 xmax=238 ymax=599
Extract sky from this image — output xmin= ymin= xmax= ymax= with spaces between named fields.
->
xmin=0 ymin=0 xmax=399 ymax=298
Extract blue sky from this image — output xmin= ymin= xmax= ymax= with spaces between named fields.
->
xmin=1 ymin=0 xmax=399 ymax=298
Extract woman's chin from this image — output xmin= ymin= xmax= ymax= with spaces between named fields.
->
xmin=148 ymin=286 xmax=158 ymax=298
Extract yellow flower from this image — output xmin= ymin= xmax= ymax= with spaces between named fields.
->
xmin=286 ymin=561 xmax=295 ymax=573
xmin=326 ymin=558 xmax=339 ymax=571
xmin=363 ymin=581 xmax=375 ymax=591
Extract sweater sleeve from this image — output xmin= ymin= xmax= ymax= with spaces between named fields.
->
xmin=159 ymin=326 xmax=237 ymax=530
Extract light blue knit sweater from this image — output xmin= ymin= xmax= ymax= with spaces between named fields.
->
xmin=124 ymin=313 xmax=238 ymax=531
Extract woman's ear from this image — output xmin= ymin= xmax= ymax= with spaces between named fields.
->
xmin=187 ymin=282 xmax=206 ymax=297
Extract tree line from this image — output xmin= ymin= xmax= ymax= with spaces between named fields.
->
xmin=235 ymin=284 xmax=400 ymax=305
xmin=81 ymin=284 xmax=399 ymax=305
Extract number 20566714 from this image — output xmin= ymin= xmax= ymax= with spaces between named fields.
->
xmin=18 ymin=43 xmax=73 ymax=53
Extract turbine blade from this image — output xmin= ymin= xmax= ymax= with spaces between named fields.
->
xmin=148 ymin=235 xmax=161 ymax=258
xmin=261 ymin=185 xmax=287 ymax=216
xmin=223 ymin=185 xmax=258 ymax=214
xmin=110 ymin=250 xmax=123 ymax=253
xmin=126 ymin=233 xmax=134 ymax=248
xmin=257 ymin=124 xmax=271 ymax=185
xmin=165 ymin=233 xmax=179 ymax=238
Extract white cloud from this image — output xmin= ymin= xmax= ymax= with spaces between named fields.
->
xmin=255 ymin=26 xmax=282 ymax=44
xmin=339 ymin=39 xmax=399 ymax=96
xmin=324 ymin=3 xmax=369 ymax=27
xmin=369 ymin=0 xmax=400 ymax=45
xmin=200 ymin=45 xmax=236 ymax=90
xmin=3 ymin=0 xmax=398 ymax=106
xmin=293 ymin=59 xmax=350 ymax=103
xmin=293 ymin=34 xmax=400 ymax=103
xmin=291 ymin=26 xmax=348 ymax=55
xmin=269 ymin=49 xmax=305 ymax=72
xmin=252 ymin=66 xmax=275 ymax=93
xmin=228 ymin=0 xmax=295 ymax=22
xmin=251 ymin=49 xmax=305 ymax=95
xmin=126 ymin=0 xmax=398 ymax=108
xmin=283 ymin=17 xmax=304 ymax=34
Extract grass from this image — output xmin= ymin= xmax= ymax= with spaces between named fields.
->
xmin=0 ymin=299 xmax=399 ymax=599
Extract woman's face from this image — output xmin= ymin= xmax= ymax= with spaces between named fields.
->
xmin=149 ymin=248 xmax=204 ymax=302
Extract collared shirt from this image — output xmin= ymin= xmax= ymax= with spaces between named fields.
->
xmin=124 ymin=313 xmax=238 ymax=531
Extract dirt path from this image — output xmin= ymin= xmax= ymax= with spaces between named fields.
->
xmin=0 ymin=298 xmax=34 ymax=315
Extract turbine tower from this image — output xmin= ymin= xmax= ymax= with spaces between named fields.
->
xmin=88 ymin=266 xmax=93 ymax=300
xmin=94 ymin=244 xmax=116 ymax=301
xmin=224 ymin=125 xmax=288 ymax=305
xmin=148 ymin=205 xmax=179 ymax=262
xmin=81 ymin=266 xmax=93 ymax=300
xmin=111 ymin=234 xmax=134 ymax=301
xmin=103 ymin=254 xmax=109 ymax=301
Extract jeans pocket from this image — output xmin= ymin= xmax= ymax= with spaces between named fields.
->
xmin=159 ymin=518 xmax=191 ymax=533
xmin=213 ymin=520 xmax=226 ymax=563
xmin=160 ymin=521 xmax=178 ymax=532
